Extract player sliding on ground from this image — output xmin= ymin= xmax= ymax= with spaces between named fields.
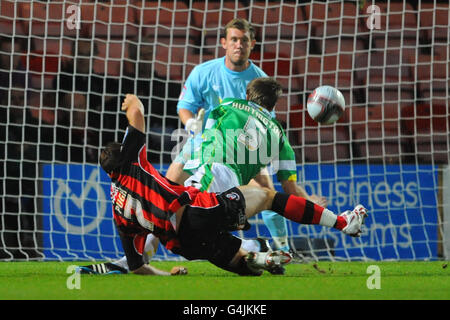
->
xmin=78 ymin=94 xmax=368 ymax=276
xmin=78 ymin=77 xmax=323 ymax=275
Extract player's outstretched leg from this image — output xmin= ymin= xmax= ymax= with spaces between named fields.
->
xmin=239 ymin=186 xmax=368 ymax=238
xmin=269 ymin=192 xmax=368 ymax=237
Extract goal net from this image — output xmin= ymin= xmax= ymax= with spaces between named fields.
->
xmin=0 ymin=0 xmax=448 ymax=262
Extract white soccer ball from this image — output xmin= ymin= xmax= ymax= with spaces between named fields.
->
xmin=307 ymin=85 xmax=345 ymax=124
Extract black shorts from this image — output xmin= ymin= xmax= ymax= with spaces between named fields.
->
xmin=177 ymin=187 xmax=247 ymax=269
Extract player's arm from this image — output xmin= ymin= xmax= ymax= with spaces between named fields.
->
xmin=280 ymin=180 xmax=323 ymax=204
xmin=252 ymin=168 xmax=275 ymax=190
xmin=252 ymin=168 xmax=329 ymax=206
xmin=276 ymin=131 xmax=328 ymax=207
xmin=119 ymin=231 xmax=187 ymax=276
xmin=121 ymin=94 xmax=145 ymax=133
xmin=179 ymin=108 xmax=195 ymax=126
xmin=253 ymin=169 xmax=325 ymax=204
xmin=132 ymin=264 xmax=187 ymax=276
xmin=280 ymin=177 xmax=327 ymax=208
xmin=177 ymin=67 xmax=206 ymax=136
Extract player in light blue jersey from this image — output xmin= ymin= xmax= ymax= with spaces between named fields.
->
xmin=176 ymin=55 xmax=268 ymax=123
xmin=173 ymin=57 xmax=268 ymax=172
xmin=171 ymin=21 xmax=267 ymax=177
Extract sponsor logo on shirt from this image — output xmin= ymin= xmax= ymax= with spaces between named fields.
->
xmin=225 ymin=192 xmax=240 ymax=201
xmin=114 ymin=188 xmax=128 ymax=215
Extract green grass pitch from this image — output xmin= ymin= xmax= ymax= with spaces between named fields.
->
xmin=0 ymin=261 xmax=449 ymax=300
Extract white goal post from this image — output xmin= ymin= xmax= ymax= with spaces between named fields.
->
xmin=0 ymin=0 xmax=448 ymax=262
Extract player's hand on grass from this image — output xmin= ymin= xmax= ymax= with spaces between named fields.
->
xmin=122 ymin=94 xmax=144 ymax=115
xmin=170 ymin=266 xmax=188 ymax=276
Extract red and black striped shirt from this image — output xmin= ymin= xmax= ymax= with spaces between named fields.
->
xmin=109 ymin=126 xmax=200 ymax=254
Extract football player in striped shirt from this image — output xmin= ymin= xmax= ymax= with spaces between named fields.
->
xmin=78 ymin=94 xmax=367 ymax=276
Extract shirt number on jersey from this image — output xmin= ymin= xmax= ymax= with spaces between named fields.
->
xmin=120 ymin=192 xmax=154 ymax=232
xmin=237 ymin=116 xmax=267 ymax=151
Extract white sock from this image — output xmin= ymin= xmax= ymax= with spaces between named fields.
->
xmin=240 ymin=238 xmax=261 ymax=252
xmin=144 ymin=234 xmax=159 ymax=259
xmin=113 ymin=256 xmax=129 ymax=270
xmin=319 ymin=208 xmax=338 ymax=228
